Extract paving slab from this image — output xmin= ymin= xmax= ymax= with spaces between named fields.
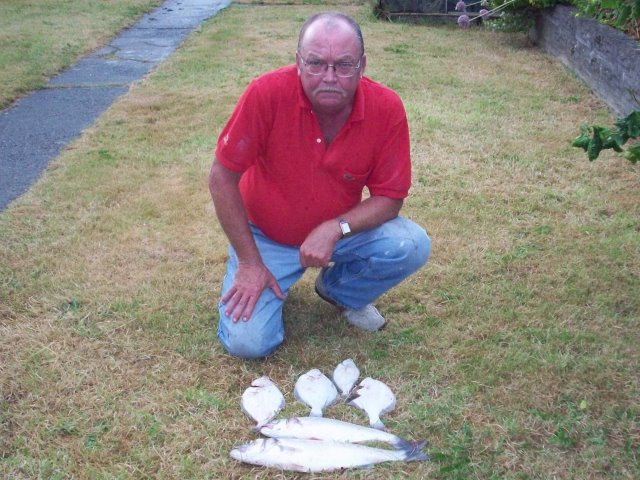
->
xmin=0 ymin=0 xmax=231 ymax=211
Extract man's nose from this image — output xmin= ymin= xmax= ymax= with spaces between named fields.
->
xmin=322 ymin=64 xmax=338 ymax=81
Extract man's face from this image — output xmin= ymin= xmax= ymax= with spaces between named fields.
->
xmin=296 ymin=19 xmax=366 ymax=116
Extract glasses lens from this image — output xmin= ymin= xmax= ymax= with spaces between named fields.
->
xmin=302 ymin=58 xmax=359 ymax=77
xmin=335 ymin=63 xmax=356 ymax=77
xmin=305 ymin=60 xmax=326 ymax=75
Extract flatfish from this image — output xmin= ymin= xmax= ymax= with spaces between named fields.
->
xmin=240 ymin=376 xmax=285 ymax=428
xmin=294 ymin=368 xmax=337 ymax=417
xmin=332 ymin=358 xmax=360 ymax=398
xmin=347 ymin=377 xmax=396 ymax=430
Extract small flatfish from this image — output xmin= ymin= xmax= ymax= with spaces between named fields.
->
xmin=332 ymin=358 xmax=360 ymax=398
xmin=347 ymin=377 xmax=396 ymax=430
xmin=241 ymin=376 xmax=285 ymax=428
xmin=294 ymin=368 xmax=337 ymax=417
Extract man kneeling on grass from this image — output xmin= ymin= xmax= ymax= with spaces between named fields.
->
xmin=208 ymin=11 xmax=431 ymax=358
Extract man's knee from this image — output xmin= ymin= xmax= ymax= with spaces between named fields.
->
xmin=217 ymin=310 xmax=284 ymax=359
xmin=387 ymin=219 xmax=431 ymax=273
xmin=218 ymin=328 xmax=282 ymax=359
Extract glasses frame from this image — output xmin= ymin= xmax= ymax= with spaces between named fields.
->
xmin=297 ymin=51 xmax=362 ymax=78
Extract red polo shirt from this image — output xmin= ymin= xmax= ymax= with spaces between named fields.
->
xmin=215 ymin=65 xmax=411 ymax=246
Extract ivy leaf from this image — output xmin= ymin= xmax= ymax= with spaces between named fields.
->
xmin=615 ymin=111 xmax=640 ymax=141
xmin=603 ymin=131 xmax=625 ymax=152
xmin=587 ymin=126 xmax=606 ymax=161
xmin=623 ymin=143 xmax=640 ymax=163
xmin=571 ymin=126 xmax=591 ymax=151
xmin=599 ymin=0 xmax=618 ymax=8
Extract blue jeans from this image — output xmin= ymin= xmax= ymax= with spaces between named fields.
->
xmin=217 ymin=217 xmax=431 ymax=358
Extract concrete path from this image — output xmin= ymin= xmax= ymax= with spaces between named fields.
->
xmin=0 ymin=0 xmax=231 ymax=211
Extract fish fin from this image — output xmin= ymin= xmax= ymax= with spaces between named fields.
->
xmin=404 ymin=440 xmax=430 ymax=462
xmin=371 ymin=420 xmax=386 ymax=431
xmin=394 ymin=437 xmax=416 ymax=451
xmin=396 ymin=439 xmax=428 ymax=451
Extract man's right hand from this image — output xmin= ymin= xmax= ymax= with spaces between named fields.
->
xmin=221 ymin=262 xmax=285 ymax=322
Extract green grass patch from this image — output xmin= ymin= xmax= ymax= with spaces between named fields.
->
xmin=0 ymin=0 xmax=163 ymax=108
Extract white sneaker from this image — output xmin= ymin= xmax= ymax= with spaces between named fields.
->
xmin=315 ymin=269 xmax=387 ymax=331
xmin=342 ymin=304 xmax=387 ymax=332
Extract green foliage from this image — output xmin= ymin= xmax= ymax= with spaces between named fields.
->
xmin=572 ymin=110 xmax=640 ymax=162
xmin=489 ymin=0 xmax=639 ymax=37
xmin=574 ymin=0 xmax=640 ymax=34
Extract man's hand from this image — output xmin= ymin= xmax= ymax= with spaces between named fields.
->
xmin=221 ymin=262 xmax=285 ymax=322
xmin=299 ymin=220 xmax=342 ymax=268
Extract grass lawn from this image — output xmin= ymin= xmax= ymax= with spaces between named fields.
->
xmin=0 ymin=0 xmax=163 ymax=108
xmin=1 ymin=1 xmax=638 ymax=478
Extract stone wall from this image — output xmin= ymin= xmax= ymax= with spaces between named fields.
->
xmin=532 ymin=5 xmax=640 ymax=116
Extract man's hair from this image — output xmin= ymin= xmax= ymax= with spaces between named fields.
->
xmin=297 ymin=11 xmax=365 ymax=57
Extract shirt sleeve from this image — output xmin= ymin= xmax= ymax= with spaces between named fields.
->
xmin=366 ymin=97 xmax=412 ymax=199
xmin=214 ymin=78 xmax=271 ymax=173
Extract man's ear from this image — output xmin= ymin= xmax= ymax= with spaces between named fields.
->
xmin=295 ymin=51 xmax=303 ymax=76
xmin=359 ymin=54 xmax=367 ymax=77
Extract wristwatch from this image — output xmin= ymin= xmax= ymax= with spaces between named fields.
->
xmin=338 ymin=219 xmax=352 ymax=237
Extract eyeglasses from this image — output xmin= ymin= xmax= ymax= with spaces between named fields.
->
xmin=298 ymin=52 xmax=362 ymax=78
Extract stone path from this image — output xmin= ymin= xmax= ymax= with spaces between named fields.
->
xmin=0 ymin=0 xmax=231 ymax=211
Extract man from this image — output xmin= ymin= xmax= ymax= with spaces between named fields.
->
xmin=209 ymin=11 xmax=430 ymax=358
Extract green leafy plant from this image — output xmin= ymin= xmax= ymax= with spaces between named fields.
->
xmin=572 ymin=110 xmax=640 ymax=162
xmin=574 ymin=0 xmax=640 ymax=39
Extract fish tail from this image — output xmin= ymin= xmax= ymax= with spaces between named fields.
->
xmin=403 ymin=440 xmax=430 ymax=462
xmin=394 ymin=437 xmax=418 ymax=451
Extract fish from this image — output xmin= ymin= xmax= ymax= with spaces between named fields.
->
xmin=240 ymin=376 xmax=285 ymax=428
xmin=259 ymin=416 xmax=425 ymax=451
xmin=294 ymin=368 xmax=337 ymax=417
xmin=332 ymin=358 xmax=360 ymax=398
xmin=347 ymin=377 xmax=396 ymax=430
xmin=230 ymin=437 xmax=428 ymax=472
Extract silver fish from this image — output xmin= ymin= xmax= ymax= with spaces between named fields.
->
xmin=259 ymin=416 xmax=424 ymax=451
xmin=347 ymin=377 xmax=396 ymax=430
xmin=230 ymin=437 xmax=428 ymax=472
xmin=240 ymin=376 xmax=285 ymax=428
xmin=332 ymin=358 xmax=360 ymax=398
xmin=294 ymin=368 xmax=337 ymax=417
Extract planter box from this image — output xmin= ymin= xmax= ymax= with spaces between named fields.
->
xmin=532 ymin=5 xmax=640 ymax=115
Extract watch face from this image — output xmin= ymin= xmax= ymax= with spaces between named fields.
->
xmin=340 ymin=221 xmax=351 ymax=236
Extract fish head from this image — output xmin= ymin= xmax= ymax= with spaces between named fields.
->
xmin=342 ymin=358 xmax=357 ymax=368
xmin=230 ymin=438 xmax=278 ymax=460
xmin=251 ymin=375 xmax=273 ymax=387
xmin=359 ymin=377 xmax=377 ymax=389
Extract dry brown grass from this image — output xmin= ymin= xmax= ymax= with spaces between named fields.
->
xmin=1 ymin=2 xmax=638 ymax=479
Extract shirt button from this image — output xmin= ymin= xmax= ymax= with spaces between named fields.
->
xmin=316 ymin=138 xmax=322 ymax=143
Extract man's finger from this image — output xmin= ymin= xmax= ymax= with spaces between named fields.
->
xmin=241 ymin=295 xmax=258 ymax=321
xmin=269 ymin=278 xmax=286 ymax=300
xmin=221 ymin=286 xmax=236 ymax=304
